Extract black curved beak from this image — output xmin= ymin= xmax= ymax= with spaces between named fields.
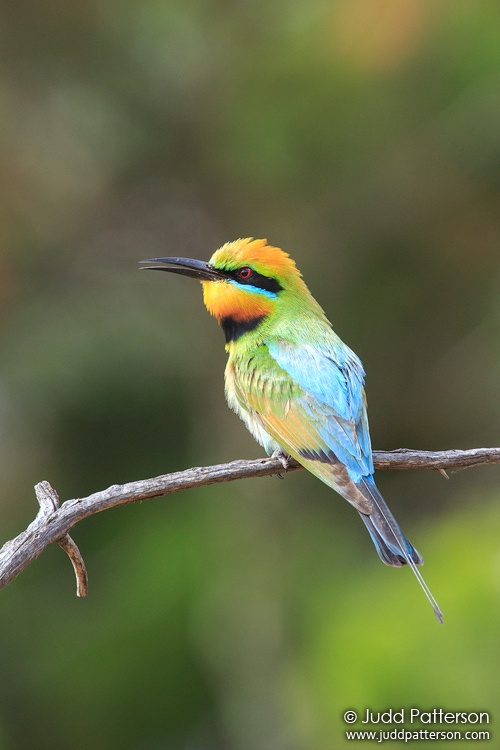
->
xmin=139 ymin=257 xmax=225 ymax=281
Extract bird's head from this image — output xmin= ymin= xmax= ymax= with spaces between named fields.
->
xmin=140 ymin=238 xmax=325 ymax=341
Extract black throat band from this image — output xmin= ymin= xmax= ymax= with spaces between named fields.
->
xmin=220 ymin=315 xmax=266 ymax=343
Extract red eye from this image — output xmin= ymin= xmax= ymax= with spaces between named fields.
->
xmin=237 ymin=266 xmax=253 ymax=280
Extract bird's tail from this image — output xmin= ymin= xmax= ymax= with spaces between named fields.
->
xmin=358 ymin=477 xmax=443 ymax=623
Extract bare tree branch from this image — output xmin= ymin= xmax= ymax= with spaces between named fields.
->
xmin=34 ymin=481 xmax=89 ymax=597
xmin=1 ymin=447 xmax=499 ymax=596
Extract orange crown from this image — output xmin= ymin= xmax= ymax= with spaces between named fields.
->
xmin=209 ymin=238 xmax=301 ymax=280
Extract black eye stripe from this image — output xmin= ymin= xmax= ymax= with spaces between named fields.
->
xmin=229 ymin=268 xmax=283 ymax=293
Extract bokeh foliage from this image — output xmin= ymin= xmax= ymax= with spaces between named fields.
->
xmin=0 ymin=1 xmax=499 ymax=748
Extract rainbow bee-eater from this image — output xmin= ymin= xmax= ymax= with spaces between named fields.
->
xmin=141 ymin=238 xmax=442 ymax=622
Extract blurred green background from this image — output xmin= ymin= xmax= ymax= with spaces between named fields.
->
xmin=1 ymin=1 xmax=499 ymax=748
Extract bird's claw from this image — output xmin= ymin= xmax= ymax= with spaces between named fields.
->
xmin=272 ymin=449 xmax=291 ymax=478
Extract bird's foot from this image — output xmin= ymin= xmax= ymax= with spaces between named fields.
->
xmin=271 ymin=449 xmax=291 ymax=478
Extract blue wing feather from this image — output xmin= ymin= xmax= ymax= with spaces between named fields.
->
xmin=268 ymin=339 xmax=373 ymax=481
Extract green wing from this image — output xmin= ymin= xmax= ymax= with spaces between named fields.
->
xmin=230 ymin=344 xmax=372 ymax=514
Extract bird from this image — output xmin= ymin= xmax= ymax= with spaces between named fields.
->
xmin=140 ymin=238 xmax=442 ymax=623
